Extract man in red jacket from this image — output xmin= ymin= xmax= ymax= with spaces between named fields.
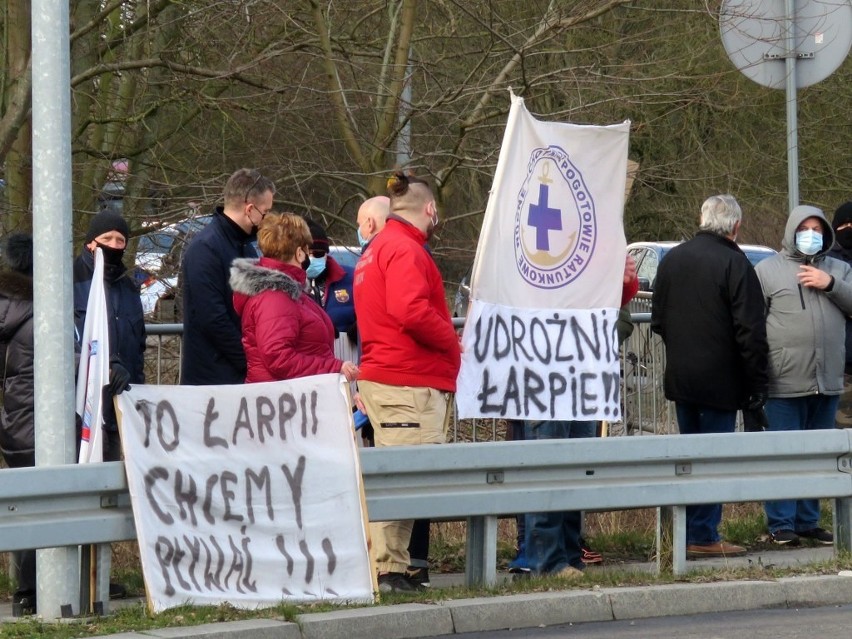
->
xmin=354 ymin=172 xmax=461 ymax=593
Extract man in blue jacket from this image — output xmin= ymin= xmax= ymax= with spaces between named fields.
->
xmin=73 ymin=211 xmax=145 ymax=462
xmin=304 ymin=219 xmax=356 ymax=337
xmin=73 ymin=212 xmax=144 ymax=602
xmin=181 ymin=169 xmax=275 ymax=384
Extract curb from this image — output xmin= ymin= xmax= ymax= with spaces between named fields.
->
xmin=86 ymin=573 xmax=852 ymax=639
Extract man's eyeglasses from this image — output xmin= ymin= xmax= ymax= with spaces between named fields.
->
xmin=244 ymin=172 xmax=263 ymax=203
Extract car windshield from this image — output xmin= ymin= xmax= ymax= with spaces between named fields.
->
xmin=137 ymin=232 xmax=175 ymax=254
xmin=331 ymin=246 xmax=360 ymax=270
xmin=744 ymin=250 xmax=773 ymax=267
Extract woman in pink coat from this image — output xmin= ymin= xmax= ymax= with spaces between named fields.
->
xmin=230 ymin=213 xmax=358 ymax=383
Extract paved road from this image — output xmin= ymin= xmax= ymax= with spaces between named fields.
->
xmin=433 ymin=603 xmax=852 ymax=638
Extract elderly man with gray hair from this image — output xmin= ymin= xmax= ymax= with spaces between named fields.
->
xmin=651 ymin=194 xmax=769 ymax=559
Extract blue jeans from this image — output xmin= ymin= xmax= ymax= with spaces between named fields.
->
xmin=674 ymin=402 xmax=737 ymax=545
xmin=764 ymin=395 xmax=838 ymax=534
xmin=524 ymin=420 xmax=596 ymax=574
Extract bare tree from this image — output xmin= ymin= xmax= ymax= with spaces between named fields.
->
xmin=2 ymin=0 xmax=850 ymax=267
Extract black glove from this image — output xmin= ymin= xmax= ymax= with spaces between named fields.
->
xmin=107 ymin=362 xmax=132 ymax=396
xmin=743 ymin=407 xmax=769 ymax=432
xmin=746 ymin=393 xmax=766 ymax=411
xmin=345 ymin=323 xmax=359 ymax=344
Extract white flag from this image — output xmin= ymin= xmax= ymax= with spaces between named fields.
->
xmin=76 ymin=248 xmax=111 ymax=464
xmin=456 ymin=93 xmax=630 ymax=421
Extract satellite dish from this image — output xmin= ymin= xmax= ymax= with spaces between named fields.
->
xmin=720 ymin=0 xmax=852 ymax=89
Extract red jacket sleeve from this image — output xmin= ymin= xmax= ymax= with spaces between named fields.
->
xmin=621 ymin=272 xmax=639 ymax=307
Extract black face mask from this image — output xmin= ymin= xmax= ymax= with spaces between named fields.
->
xmin=298 ymin=247 xmax=310 ymax=271
xmin=95 ymin=242 xmax=126 ymax=266
xmin=836 ymin=228 xmax=852 ymax=250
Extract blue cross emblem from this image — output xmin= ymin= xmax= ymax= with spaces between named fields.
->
xmin=527 ymin=169 xmax=561 ymax=251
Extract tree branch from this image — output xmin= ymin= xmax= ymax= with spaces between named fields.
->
xmin=437 ymin=0 xmax=634 ymax=187
xmin=0 ymin=58 xmax=32 ymax=162
xmin=373 ymin=0 xmax=416 ymax=161
xmin=70 ymin=54 xmax=295 ymax=92
xmin=309 ymin=0 xmax=368 ymax=171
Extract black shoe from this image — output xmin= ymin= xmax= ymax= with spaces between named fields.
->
xmin=12 ymin=590 xmax=36 ymax=616
xmin=797 ymin=527 xmax=833 ymax=545
xmin=378 ymin=572 xmax=423 ymax=593
xmin=510 ymin=568 xmax=532 ymax=581
xmin=109 ymin=582 xmax=127 ymax=600
xmin=406 ymin=565 xmax=431 ymax=588
xmin=770 ymin=529 xmax=800 ymax=546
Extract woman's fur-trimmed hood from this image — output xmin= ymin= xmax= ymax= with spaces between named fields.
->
xmin=230 ymin=258 xmax=302 ymax=300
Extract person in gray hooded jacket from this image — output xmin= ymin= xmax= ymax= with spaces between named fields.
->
xmin=755 ymin=204 xmax=852 ymax=547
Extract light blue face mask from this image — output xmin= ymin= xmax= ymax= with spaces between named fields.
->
xmin=357 ymin=226 xmax=369 ymax=248
xmin=306 ymin=255 xmax=327 ymax=279
xmin=795 ymin=229 xmax=823 ymax=256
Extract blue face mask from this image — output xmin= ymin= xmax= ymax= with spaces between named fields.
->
xmin=306 ymin=255 xmax=327 ymax=279
xmin=795 ymin=229 xmax=823 ymax=256
xmin=356 ymin=226 xmax=369 ymax=249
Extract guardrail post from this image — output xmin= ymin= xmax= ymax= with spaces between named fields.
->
xmin=657 ymin=506 xmax=687 ymax=575
xmin=836 ymin=444 xmax=852 ymax=554
xmin=80 ymin=543 xmax=112 ymax=615
xmin=835 ymin=497 xmax=852 ymax=554
xmin=465 ymin=516 xmax=498 ymax=586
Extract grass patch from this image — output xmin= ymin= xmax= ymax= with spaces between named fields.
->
xmin=3 ymin=552 xmax=851 ymax=638
xmin=2 ymin=502 xmax=847 ymax=638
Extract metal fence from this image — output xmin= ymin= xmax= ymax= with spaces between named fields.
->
xmin=143 ymin=295 xmax=675 ymax=441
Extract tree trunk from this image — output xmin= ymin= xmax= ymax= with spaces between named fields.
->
xmin=2 ymin=0 xmax=32 ymax=232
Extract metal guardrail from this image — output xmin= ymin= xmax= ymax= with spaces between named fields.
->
xmin=2 ymin=431 xmax=851 ymax=585
xmin=0 ymin=463 xmax=133 ymax=551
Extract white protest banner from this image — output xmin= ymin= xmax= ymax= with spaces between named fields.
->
xmin=76 ymin=247 xmax=110 ymax=464
xmin=116 ymin=374 xmax=373 ymax=612
xmin=457 ymin=93 xmax=630 ymax=421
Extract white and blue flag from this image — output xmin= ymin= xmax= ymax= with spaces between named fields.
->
xmin=457 ymin=93 xmax=630 ymax=421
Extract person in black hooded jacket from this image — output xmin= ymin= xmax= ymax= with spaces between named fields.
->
xmin=0 ymin=233 xmax=37 ymax=613
xmin=73 ymin=211 xmax=145 ymax=462
xmin=828 ymin=201 xmax=852 ymax=428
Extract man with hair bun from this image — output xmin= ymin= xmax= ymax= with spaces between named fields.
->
xmin=651 ymin=193 xmax=768 ymax=559
xmin=353 ymin=172 xmax=460 ymax=593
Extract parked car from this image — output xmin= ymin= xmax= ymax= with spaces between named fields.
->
xmin=329 ymin=245 xmax=360 ymax=271
xmin=139 ymin=232 xmax=361 ymax=318
xmin=453 ymin=271 xmax=472 ymax=318
xmin=135 ymin=215 xmax=214 ymax=278
xmin=627 ymin=241 xmax=776 ymax=292
xmin=136 ymin=215 xmax=213 ymax=317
